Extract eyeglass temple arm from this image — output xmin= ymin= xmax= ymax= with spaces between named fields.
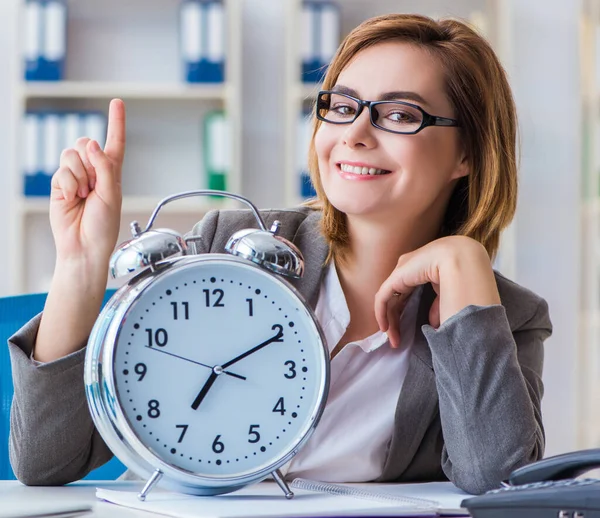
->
xmin=433 ymin=116 xmax=460 ymax=126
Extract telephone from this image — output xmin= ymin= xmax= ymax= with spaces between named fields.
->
xmin=462 ymin=448 xmax=600 ymax=518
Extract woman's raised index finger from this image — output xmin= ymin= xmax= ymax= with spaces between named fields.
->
xmin=104 ymin=99 xmax=126 ymax=165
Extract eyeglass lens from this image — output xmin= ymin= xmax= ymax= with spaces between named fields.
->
xmin=318 ymin=92 xmax=424 ymax=133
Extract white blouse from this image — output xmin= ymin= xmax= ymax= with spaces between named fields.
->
xmin=280 ymin=262 xmax=421 ymax=482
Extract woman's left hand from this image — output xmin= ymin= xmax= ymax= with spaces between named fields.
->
xmin=374 ymin=236 xmax=501 ymax=348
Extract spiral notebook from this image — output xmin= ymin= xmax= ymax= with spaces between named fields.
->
xmin=290 ymin=478 xmax=469 ymax=515
xmin=96 ymin=478 xmax=472 ymax=517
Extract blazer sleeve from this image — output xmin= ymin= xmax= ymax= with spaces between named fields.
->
xmin=422 ymin=297 xmax=551 ymax=494
xmin=8 ymin=211 xmax=221 ymax=485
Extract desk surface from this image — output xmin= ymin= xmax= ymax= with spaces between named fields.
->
xmin=0 ymin=480 xmax=151 ymax=517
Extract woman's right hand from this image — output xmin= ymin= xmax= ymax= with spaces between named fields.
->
xmin=50 ymin=99 xmax=126 ymax=272
xmin=34 ymin=99 xmax=127 ymax=363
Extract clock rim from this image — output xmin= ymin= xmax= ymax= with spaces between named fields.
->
xmin=85 ymin=253 xmax=330 ymax=495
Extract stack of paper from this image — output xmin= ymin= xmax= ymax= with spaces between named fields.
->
xmin=97 ymin=479 xmax=472 ymax=517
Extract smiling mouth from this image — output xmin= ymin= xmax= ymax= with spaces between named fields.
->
xmin=337 ymin=163 xmax=392 ymax=176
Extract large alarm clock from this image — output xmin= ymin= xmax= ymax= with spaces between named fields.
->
xmin=84 ymin=191 xmax=330 ymax=501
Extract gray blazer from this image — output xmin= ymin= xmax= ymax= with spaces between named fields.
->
xmin=8 ymin=207 xmax=552 ymax=495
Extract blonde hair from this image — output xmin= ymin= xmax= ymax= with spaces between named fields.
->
xmin=306 ymin=14 xmax=518 ymax=262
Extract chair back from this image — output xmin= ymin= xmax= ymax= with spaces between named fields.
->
xmin=0 ymin=290 xmax=126 ymax=480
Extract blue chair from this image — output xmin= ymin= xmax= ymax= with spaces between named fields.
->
xmin=0 ymin=290 xmax=126 ymax=480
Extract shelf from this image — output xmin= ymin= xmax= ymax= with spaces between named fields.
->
xmin=18 ymin=196 xmax=232 ymax=216
xmin=21 ymin=82 xmax=230 ymax=101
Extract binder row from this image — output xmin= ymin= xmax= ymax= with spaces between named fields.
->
xmin=23 ymin=0 xmax=226 ymax=83
xmin=24 ymin=0 xmax=67 ymax=81
xmin=297 ymin=111 xmax=316 ymax=199
xmin=181 ymin=0 xmax=226 ymax=83
xmin=22 ymin=111 xmax=231 ymax=197
xmin=301 ymin=1 xmax=341 ymax=83
xmin=23 ymin=112 xmax=107 ymax=196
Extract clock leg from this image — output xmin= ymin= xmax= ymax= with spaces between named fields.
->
xmin=137 ymin=469 xmax=164 ymax=501
xmin=272 ymin=469 xmax=294 ymax=499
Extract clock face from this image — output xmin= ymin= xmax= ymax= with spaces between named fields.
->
xmin=111 ymin=257 xmax=327 ymax=479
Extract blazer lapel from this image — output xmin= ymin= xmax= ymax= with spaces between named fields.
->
xmin=377 ymin=283 xmax=440 ymax=481
xmin=288 ymin=210 xmax=329 ymax=310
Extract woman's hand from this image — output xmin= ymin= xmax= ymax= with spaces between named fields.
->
xmin=374 ymin=236 xmax=501 ymax=348
xmin=50 ymin=98 xmax=126 ymax=272
xmin=35 ymin=99 xmax=127 ymax=363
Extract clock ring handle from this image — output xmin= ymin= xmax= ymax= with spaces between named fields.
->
xmin=139 ymin=190 xmax=268 ymax=235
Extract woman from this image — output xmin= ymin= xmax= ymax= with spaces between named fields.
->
xmin=8 ymin=14 xmax=551 ymax=495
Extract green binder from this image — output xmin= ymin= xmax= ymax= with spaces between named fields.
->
xmin=203 ymin=110 xmax=230 ymax=192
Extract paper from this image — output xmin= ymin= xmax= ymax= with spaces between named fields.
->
xmin=291 ymin=480 xmax=470 ymax=513
xmin=0 ymin=502 xmax=91 ymax=518
xmin=97 ymin=480 xmax=470 ymax=518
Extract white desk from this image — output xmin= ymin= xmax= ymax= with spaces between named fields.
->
xmin=0 ymin=480 xmax=152 ymax=517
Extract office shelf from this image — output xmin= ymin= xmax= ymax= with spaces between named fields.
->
xmin=8 ymin=0 xmax=242 ymax=293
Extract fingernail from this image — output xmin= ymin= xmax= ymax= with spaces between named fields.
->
xmin=90 ymin=179 xmax=96 ymax=190
xmin=89 ymin=140 xmax=100 ymax=153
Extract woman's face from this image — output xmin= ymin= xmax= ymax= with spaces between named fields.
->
xmin=314 ymin=41 xmax=468 ymax=223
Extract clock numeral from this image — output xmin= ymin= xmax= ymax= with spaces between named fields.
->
xmin=273 ymin=397 xmax=286 ymax=416
xmin=134 ymin=363 xmax=147 ymax=381
xmin=284 ymin=360 xmax=296 ymax=379
xmin=176 ymin=424 xmax=189 ymax=443
xmin=147 ymin=400 xmax=161 ymax=418
xmin=171 ymin=301 xmax=190 ymax=320
xmin=146 ymin=328 xmax=168 ymax=347
xmin=248 ymin=424 xmax=261 ymax=443
xmin=203 ymin=289 xmax=225 ymax=307
xmin=246 ymin=298 xmax=253 ymax=317
xmin=212 ymin=435 xmax=225 ymax=454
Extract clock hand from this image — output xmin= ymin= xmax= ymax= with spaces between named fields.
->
xmin=221 ymin=324 xmax=284 ymax=369
xmin=144 ymin=346 xmax=246 ymax=380
xmin=190 ymin=325 xmax=284 ymax=411
xmin=191 ymin=371 xmax=218 ymax=410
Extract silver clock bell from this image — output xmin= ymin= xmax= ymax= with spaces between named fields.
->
xmin=110 ymin=190 xmax=305 ymax=280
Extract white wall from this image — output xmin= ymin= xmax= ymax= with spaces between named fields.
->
xmin=0 ymin=0 xmax=18 ymax=298
xmin=0 ymin=0 xmax=586 ymax=456
xmin=510 ymin=0 xmax=582 ymax=456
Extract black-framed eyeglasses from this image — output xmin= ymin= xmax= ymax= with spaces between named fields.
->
xmin=315 ymin=90 xmax=460 ymax=135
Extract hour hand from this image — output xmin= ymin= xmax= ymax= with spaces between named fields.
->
xmin=191 ymin=372 xmax=218 ymax=410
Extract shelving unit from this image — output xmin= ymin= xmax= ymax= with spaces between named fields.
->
xmin=579 ymin=0 xmax=600 ymax=449
xmin=8 ymin=0 xmax=242 ymax=294
xmin=283 ymin=0 xmax=516 ymax=277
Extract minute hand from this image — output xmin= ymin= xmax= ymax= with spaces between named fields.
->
xmin=222 ymin=324 xmax=284 ymax=368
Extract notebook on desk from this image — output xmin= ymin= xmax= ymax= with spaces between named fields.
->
xmin=96 ymin=478 xmax=472 ymax=517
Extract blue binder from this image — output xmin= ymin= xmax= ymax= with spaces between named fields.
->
xmin=302 ymin=1 xmax=340 ymax=84
xmin=24 ymin=0 xmax=67 ymax=81
xmin=23 ymin=112 xmax=107 ymax=197
xmin=297 ymin=110 xmax=316 ymax=199
xmin=180 ymin=0 xmax=225 ymax=83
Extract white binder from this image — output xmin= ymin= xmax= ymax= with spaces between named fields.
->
xmin=180 ymin=0 xmax=225 ymax=83
xmin=23 ymin=1 xmax=42 ymax=78
xmin=24 ymin=0 xmax=67 ymax=81
xmin=301 ymin=1 xmax=340 ymax=84
xmin=84 ymin=113 xmax=108 ymax=149
xmin=62 ymin=113 xmax=81 ymax=151
xmin=42 ymin=114 xmax=62 ymax=180
xmin=23 ymin=114 xmax=41 ymax=180
xmin=43 ymin=1 xmax=67 ymax=65
xmin=297 ymin=111 xmax=315 ymax=198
